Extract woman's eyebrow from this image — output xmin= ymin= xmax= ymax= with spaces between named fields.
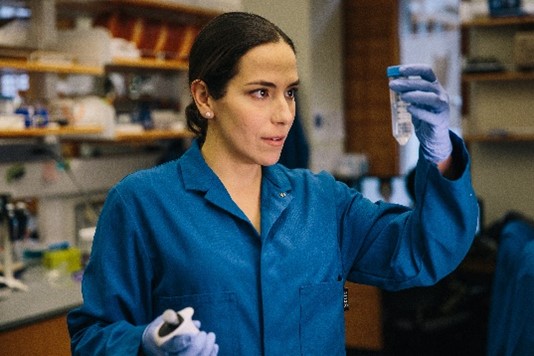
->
xmin=245 ymin=80 xmax=276 ymax=88
xmin=289 ymin=79 xmax=300 ymax=87
xmin=245 ymin=79 xmax=300 ymax=88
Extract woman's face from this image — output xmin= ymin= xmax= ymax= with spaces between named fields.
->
xmin=204 ymin=40 xmax=299 ymax=167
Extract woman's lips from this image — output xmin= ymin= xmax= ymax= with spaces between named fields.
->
xmin=263 ymin=136 xmax=286 ymax=146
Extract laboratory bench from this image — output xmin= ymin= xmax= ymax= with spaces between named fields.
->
xmin=0 ymin=265 xmax=82 ymax=355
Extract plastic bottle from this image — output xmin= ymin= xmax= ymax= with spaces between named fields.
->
xmin=15 ymin=91 xmax=33 ymax=128
xmin=32 ymin=106 xmax=49 ymax=128
xmin=78 ymin=226 xmax=95 ymax=267
xmin=15 ymin=106 xmax=32 ymax=128
xmin=387 ymin=65 xmax=413 ymax=145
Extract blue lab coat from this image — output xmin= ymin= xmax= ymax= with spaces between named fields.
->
xmin=487 ymin=220 xmax=534 ymax=356
xmin=68 ymin=133 xmax=478 ymax=355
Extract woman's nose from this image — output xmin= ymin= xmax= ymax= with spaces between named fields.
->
xmin=272 ymin=97 xmax=295 ymax=125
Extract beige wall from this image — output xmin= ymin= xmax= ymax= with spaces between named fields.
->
xmin=470 ymin=143 xmax=534 ymax=225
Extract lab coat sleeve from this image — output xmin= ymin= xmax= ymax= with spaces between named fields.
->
xmin=67 ymin=186 xmax=153 ymax=355
xmin=344 ymin=132 xmax=479 ymax=290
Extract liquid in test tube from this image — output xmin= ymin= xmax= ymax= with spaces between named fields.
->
xmin=387 ymin=65 xmax=413 ymax=145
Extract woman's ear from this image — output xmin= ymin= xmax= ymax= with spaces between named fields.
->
xmin=191 ymin=79 xmax=214 ymax=119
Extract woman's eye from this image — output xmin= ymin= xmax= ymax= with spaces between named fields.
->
xmin=286 ymin=88 xmax=298 ymax=99
xmin=251 ymin=89 xmax=268 ymax=98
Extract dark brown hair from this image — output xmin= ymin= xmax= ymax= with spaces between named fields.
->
xmin=185 ymin=12 xmax=296 ymax=142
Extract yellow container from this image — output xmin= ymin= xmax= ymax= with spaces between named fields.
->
xmin=43 ymin=247 xmax=82 ymax=273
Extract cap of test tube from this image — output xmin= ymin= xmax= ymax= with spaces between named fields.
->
xmin=387 ymin=65 xmax=402 ymax=77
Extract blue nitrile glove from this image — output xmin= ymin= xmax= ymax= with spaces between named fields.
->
xmin=142 ymin=312 xmax=218 ymax=356
xmin=388 ymin=64 xmax=453 ymax=164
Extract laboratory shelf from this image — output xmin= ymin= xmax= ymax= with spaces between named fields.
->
xmin=0 ymin=0 xmax=212 ymax=147
xmin=56 ymin=0 xmax=221 ymax=25
xmin=0 ymin=126 xmax=103 ymax=138
xmin=0 ymin=58 xmax=104 ymax=76
xmin=0 ymin=127 xmax=195 ymax=142
xmin=462 ymin=70 xmax=534 ymax=82
xmin=108 ymin=57 xmax=189 ymax=72
xmin=462 ymin=13 xmax=534 ymax=144
xmin=465 ymin=133 xmax=534 ymax=143
xmin=109 ymin=129 xmax=194 ymax=142
xmin=0 ymin=56 xmax=189 ymax=75
xmin=461 ymin=14 xmax=534 ymax=28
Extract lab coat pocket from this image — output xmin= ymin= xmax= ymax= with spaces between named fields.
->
xmin=299 ymin=281 xmax=345 ymax=355
xmin=156 ymin=291 xmax=238 ymax=354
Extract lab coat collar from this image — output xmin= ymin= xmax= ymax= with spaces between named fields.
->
xmin=179 ymin=139 xmax=294 ymax=237
xmin=261 ymin=164 xmax=294 ymax=238
xmin=179 ymin=140 xmax=247 ymax=222
xmin=180 ymin=139 xmax=220 ymax=193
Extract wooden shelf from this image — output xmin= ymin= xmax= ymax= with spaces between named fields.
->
xmin=465 ymin=132 xmax=534 ymax=143
xmin=0 ymin=56 xmax=190 ymax=75
xmin=113 ymin=129 xmax=194 ymax=142
xmin=56 ymin=0 xmax=220 ymax=26
xmin=462 ymin=70 xmax=534 ymax=82
xmin=462 ymin=14 xmax=534 ymax=28
xmin=0 ymin=126 xmax=194 ymax=142
xmin=109 ymin=57 xmax=188 ymax=72
xmin=0 ymin=58 xmax=104 ymax=75
xmin=0 ymin=126 xmax=103 ymax=138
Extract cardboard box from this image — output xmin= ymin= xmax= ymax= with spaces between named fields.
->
xmin=514 ymin=31 xmax=534 ymax=70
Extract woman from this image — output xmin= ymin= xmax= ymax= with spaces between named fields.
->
xmin=68 ymin=12 xmax=478 ymax=355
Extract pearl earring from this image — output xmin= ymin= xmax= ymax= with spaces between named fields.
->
xmin=205 ymin=112 xmax=212 ymax=118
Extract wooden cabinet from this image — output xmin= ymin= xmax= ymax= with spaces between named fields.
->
xmin=342 ymin=0 xmax=400 ymax=177
xmin=344 ymin=282 xmax=384 ymax=351
xmin=342 ymin=1 xmax=400 ymax=350
xmin=0 ymin=314 xmax=71 ymax=356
